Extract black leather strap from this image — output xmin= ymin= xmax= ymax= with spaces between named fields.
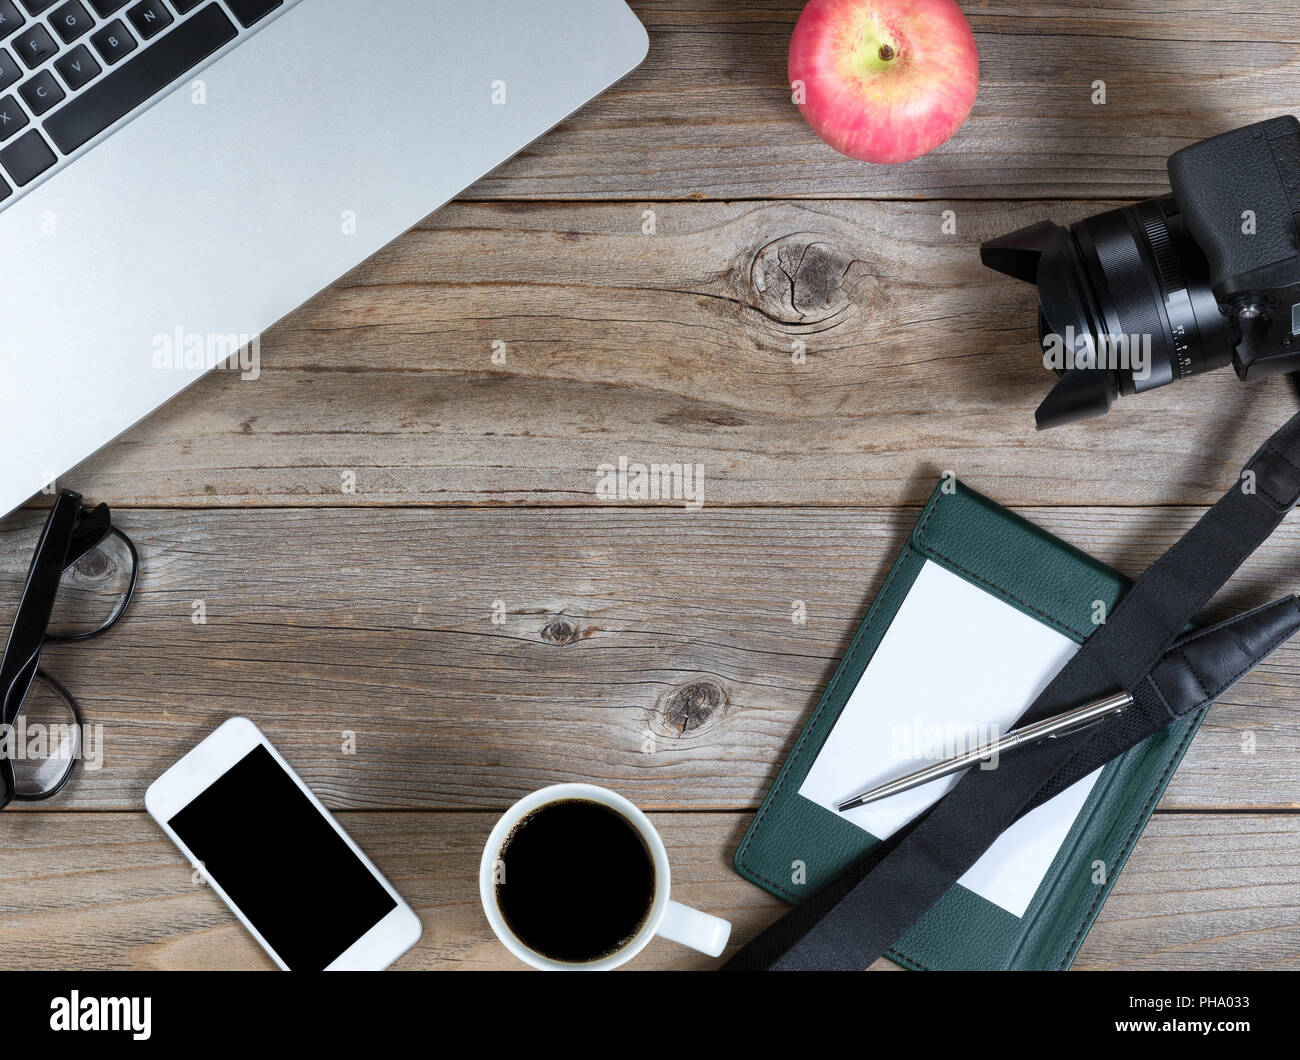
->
xmin=725 ymin=408 xmax=1300 ymax=971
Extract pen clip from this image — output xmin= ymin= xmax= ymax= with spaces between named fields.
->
xmin=1042 ymin=705 xmax=1123 ymax=741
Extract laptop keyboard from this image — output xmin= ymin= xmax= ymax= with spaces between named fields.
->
xmin=0 ymin=0 xmax=284 ymax=207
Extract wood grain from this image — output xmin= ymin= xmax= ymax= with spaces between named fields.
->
xmin=55 ymin=200 xmax=1298 ymax=509
xmin=2 ymin=506 xmax=1295 ymax=812
xmin=0 ymin=811 xmax=1293 ymax=970
xmin=7 ymin=2 xmax=1300 ymax=973
xmin=464 ymin=1 xmax=1300 ymax=202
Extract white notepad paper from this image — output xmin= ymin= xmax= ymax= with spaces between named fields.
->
xmin=798 ymin=560 xmax=1102 ymax=918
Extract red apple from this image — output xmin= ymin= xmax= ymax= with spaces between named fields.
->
xmin=789 ymin=0 xmax=979 ymax=164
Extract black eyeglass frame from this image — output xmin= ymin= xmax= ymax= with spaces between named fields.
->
xmin=0 ymin=491 xmax=139 ymax=809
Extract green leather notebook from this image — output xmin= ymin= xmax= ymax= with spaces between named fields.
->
xmin=735 ymin=478 xmax=1208 ymax=971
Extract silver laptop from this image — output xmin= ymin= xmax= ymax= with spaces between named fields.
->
xmin=0 ymin=0 xmax=648 ymax=516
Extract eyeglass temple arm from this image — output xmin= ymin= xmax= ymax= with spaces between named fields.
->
xmin=0 ymin=492 xmax=84 ymax=716
xmin=0 ymin=648 xmax=40 ymax=727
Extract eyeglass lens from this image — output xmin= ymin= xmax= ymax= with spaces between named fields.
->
xmin=3 ymin=675 xmax=81 ymax=798
xmin=46 ymin=528 xmax=136 ymax=640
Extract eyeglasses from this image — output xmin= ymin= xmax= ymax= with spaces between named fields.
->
xmin=0 ymin=491 xmax=138 ymax=810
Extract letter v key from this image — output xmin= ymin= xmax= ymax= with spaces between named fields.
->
xmin=54 ymin=45 xmax=101 ymax=91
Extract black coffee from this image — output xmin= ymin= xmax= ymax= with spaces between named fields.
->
xmin=494 ymin=798 xmax=656 ymax=963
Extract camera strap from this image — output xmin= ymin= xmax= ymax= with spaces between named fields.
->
xmin=724 ymin=408 xmax=1300 ymax=971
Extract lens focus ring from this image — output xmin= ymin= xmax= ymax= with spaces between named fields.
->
xmin=1140 ymin=201 xmax=1187 ymax=294
xmin=1082 ymin=207 xmax=1171 ymax=390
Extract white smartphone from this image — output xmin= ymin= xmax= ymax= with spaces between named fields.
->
xmin=145 ymin=717 xmax=422 ymax=971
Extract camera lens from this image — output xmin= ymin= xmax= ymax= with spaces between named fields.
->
xmin=982 ymin=196 xmax=1236 ymax=428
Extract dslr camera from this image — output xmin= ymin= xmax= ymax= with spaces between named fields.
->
xmin=982 ymin=115 xmax=1300 ymax=428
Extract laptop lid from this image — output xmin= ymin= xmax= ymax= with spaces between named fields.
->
xmin=0 ymin=0 xmax=648 ymax=516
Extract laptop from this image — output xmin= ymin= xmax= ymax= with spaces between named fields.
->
xmin=0 ymin=0 xmax=648 ymax=517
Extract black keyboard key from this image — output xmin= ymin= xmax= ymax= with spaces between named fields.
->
xmin=0 ymin=1 xmax=24 ymax=41
xmin=50 ymin=0 xmax=93 ymax=43
xmin=89 ymin=17 xmax=135 ymax=64
xmin=19 ymin=68 xmax=62 ymax=113
xmin=224 ymin=0 xmax=280 ymax=29
xmin=18 ymin=1 xmax=58 ymax=14
xmin=13 ymin=22 xmax=55 ymax=67
xmin=0 ymin=127 xmax=53 ymax=183
xmin=171 ymin=0 xmax=203 ymax=11
xmin=47 ymin=5 xmax=236 ymax=153
xmin=0 ymin=174 xmax=10 ymax=200
xmin=53 ymin=41 xmax=98 ymax=88
xmin=126 ymin=0 xmax=171 ymax=40
xmin=0 ymin=48 xmax=19 ymax=90
xmin=88 ymin=0 xmax=127 ymax=14
xmin=0 ymin=91 xmax=28 ymax=139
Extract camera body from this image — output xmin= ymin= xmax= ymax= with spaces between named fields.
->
xmin=982 ymin=116 xmax=1300 ymax=428
xmin=1170 ymin=116 xmax=1300 ymax=379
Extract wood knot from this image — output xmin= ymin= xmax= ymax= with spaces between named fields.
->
xmin=748 ymin=232 xmax=869 ymax=327
xmin=659 ymin=680 xmax=727 ymax=735
xmin=70 ymin=547 xmax=113 ymax=582
xmin=540 ymin=618 xmax=581 ymax=644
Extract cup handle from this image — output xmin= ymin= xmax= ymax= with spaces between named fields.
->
xmin=656 ymin=900 xmax=731 ymax=958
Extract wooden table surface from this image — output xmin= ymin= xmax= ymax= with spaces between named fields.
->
xmin=3 ymin=0 xmax=1299 ymax=971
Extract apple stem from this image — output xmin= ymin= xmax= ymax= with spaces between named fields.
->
xmin=878 ymin=44 xmax=895 ymax=61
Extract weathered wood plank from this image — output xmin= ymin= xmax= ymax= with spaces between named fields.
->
xmin=1073 ymin=814 xmax=1300 ymax=972
xmin=0 ymin=811 xmax=1293 ymax=970
xmin=55 ymin=200 xmax=1295 ymax=509
xmin=2 ymin=507 xmax=1295 ymax=812
xmin=466 ymin=1 xmax=1300 ymax=201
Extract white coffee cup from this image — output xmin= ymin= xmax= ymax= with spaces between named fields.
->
xmin=479 ymin=783 xmax=732 ymax=970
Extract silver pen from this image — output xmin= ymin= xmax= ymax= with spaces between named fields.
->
xmin=836 ymin=691 xmax=1133 ymax=813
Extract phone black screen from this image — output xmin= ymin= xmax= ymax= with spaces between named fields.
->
xmin=168 ymin=744 xmax=397 ymax=970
